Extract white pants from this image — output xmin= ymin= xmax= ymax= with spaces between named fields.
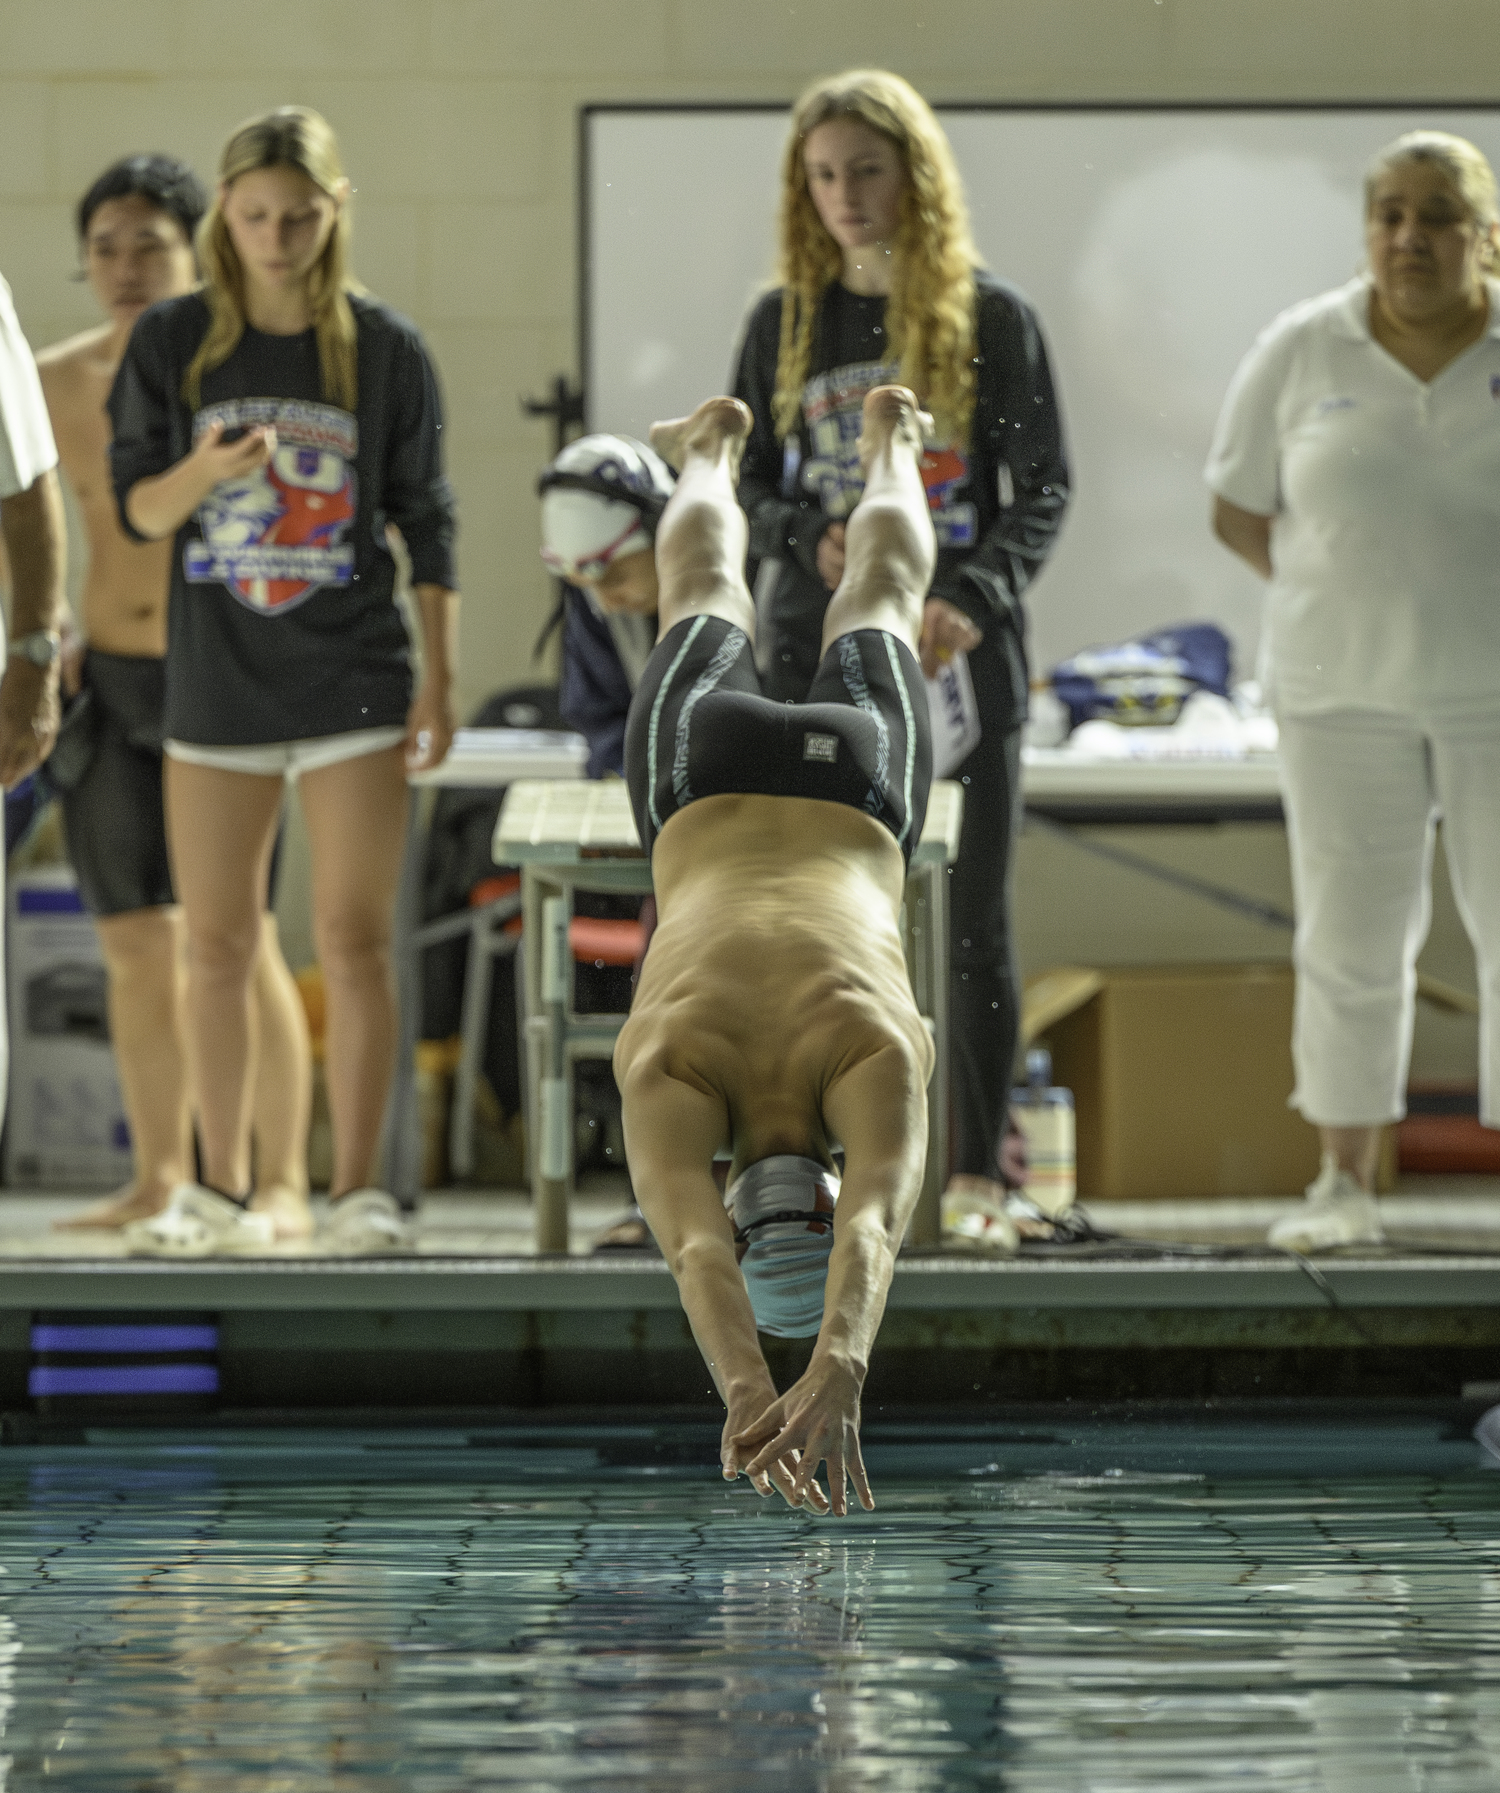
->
xmin=1278 ymin=709 xmax=1500 ymax=1128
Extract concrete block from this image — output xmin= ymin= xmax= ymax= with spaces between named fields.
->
xmin=1171 ymin=0 xmax=1417 ymax=84
xmin=426 ymin=202 xmax=570 ymax=323
xmin=0 ymin=86 xmax=52 ymax=199
xmin=300 ymin=78 xmax=544 ymax=201
xmin=975 ymin=0 xmax=1171 ymax=84
xmin=3 ymin=1 xmax=179 ymax=74
xmin=420 ymin=324 xmax=559 ymax=448
xmin=53 ymin=80 xmax=292 ymax=202
xmin=431 ymin=0 xmax=671 ymax=76
xmin=348 ymin=200 xmax=424 ymax=320
xmin=0 ymin=204 xmax=96 ymax=349
xmin=1403 ymin=1 xmax=1500 ymax=90
xmin=174 ymin=0 xmax=431 ymax=74
xmin=444 ymin=445 xmax=557 ymax=695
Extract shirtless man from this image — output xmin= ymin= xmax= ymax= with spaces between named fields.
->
xmin=614 ymin=385 xmax=937 ymax=1519
xmin=36 ymin=155 xmax=313 ymax=1238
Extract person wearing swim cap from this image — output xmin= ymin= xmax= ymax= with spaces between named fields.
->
xmin=539 ymin=434 xmax=670 ymax=780
xmin=614 ymin=385 xmax=937 ymax=1518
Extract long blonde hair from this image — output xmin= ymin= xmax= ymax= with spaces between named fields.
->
xmin=772 ymin=69 xmax=980 ymax=446
xmin=185 ymin=106 xmax=359 ymax=410
xmin=1364 ymin=130 xmax=1500 ymax=273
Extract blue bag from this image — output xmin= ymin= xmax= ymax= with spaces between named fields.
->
xmin=1051 ymin=622 xmax=1232 ymax=731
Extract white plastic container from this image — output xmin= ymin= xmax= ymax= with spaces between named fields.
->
xmin=1011 ymin=1047 xmax=1076 ymax=1217
xmin=5 ymin=867 xmax=131 ymax=1189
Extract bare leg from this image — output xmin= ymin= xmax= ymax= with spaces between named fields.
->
xmin=1320 ymin=1123 xmax=1381 ymax=1192
xmin=821 ymin=386 xmax=935 ymax=657
xmin=164 ymin=759 xmax=286 ymax=1197
xmin=824 ymin=392 xmax=1012 ymax=1228
xmin=54 ymin=906 xmax=192 ymax=1228
xmin=648 ymin=397 xmax=756 ymax=641
xmin=298 ymin=746 xmax=409 ymax=1199
xmin=248 ymin=913 xmax=314 ymax=1239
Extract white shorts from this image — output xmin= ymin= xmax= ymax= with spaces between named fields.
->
xmin=164 ymin=725 xmax=406 ymax=780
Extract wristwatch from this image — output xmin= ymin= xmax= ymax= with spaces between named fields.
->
xmin=7 ymin=630 xmax=61 ymax=669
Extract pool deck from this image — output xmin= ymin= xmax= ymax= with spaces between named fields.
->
xmin=3 ymin=1180 xmax=1499 ymax=1315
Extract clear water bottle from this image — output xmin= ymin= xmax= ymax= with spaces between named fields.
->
xmin=1011 ymin=1047 xmax=1076 ymax=1217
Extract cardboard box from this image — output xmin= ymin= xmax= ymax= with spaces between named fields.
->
xmin=1028 ymin=963 xmax=1320 ymax=1199
xmin=5 ymin=868 xmax=131 ymax=1189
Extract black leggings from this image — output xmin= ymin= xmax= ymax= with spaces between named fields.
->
xmin=947 ymin=639 xmax=1024 ymax=1179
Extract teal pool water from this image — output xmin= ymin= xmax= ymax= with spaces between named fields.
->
xmin=2 ymin=1414 xmax=1498 ymax=1789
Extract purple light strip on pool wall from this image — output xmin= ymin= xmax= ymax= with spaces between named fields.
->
xmin=31 ymin=1325 xmax=219 ymax=1354
xmin=28 ymin=1365 xmax=220 ymax=1397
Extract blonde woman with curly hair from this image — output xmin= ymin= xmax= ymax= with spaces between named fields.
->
xmin=733 ymin=69 xmax=1069 ymax=1206
xmin=108 ymin=107 xmax=459 ymax=1258
xmin=1211 ymin=130 xmax=1500 ymax=1253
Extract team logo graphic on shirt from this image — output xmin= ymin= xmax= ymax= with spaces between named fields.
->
xmin=797 ymin=363 xmax=977 ymax=548
xmin=185 ymin=399 xmax=358 ymax=614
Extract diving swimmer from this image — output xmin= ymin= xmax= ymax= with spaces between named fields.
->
xmin=614 ymin=385 xmax=938 ymax=1518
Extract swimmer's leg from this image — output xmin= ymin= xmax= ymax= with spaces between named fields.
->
xmin=821 ymin=385 xmax=936 ymax=658
xmin=648 ymin=397 xmax=756 ymax=642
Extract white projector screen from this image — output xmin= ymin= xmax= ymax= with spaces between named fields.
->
xmin=584 ymin=104 xmax=1500 ymax=682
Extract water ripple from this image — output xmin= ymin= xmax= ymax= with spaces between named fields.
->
xmin=0 ymin=1433 xmax=1496 ymax=1788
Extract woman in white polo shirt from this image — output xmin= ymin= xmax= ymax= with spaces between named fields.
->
xmin=1208 ymin=130 xmax=1500 ymax=1252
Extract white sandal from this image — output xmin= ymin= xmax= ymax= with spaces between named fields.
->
xmin=122 ymin=1184 xmax=276 ymax=1259
xmin=318 ymin=1188 xmax=411 ymax=1257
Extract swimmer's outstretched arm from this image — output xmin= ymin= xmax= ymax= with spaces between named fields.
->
xmin=733 ymin=1039 xmax=931 ymax=1517
xmin=618 ymin=1058 xmax=830 ymax=1513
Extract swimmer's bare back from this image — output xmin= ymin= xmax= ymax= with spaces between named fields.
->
xmin=37 ymin=325 xmax=172 ymax=655
xmin=614 ymin=791 xmax=932 ymax=1178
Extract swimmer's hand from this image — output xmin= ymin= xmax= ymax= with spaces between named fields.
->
xmin=733 ymin=1356 xmax=872 ymax=1518
xmin=918 ymin=597 xmax=982 ymax=679
xmin=722 ymin=1385 xmax=830 ymax=1514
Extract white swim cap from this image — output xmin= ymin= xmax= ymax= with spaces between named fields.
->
xmin=538 ymin=434 xmax=674 ymax=583
xmin=727 ymin=1155 xmax=840 ymax=1339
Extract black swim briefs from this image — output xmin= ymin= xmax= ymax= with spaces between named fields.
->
xmin=55 ymin=651 xmax=285 ymax=918
xmin=58 ymin=652 xmax=175 ymax=918
xmin=624 ymin=617 xmax=931 ymax=863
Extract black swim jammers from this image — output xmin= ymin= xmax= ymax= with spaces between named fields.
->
xmin=624 ymin=616 xmax=932 ymax=863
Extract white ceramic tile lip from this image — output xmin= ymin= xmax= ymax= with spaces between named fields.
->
xmin=9 ymin=1181 xmax=1500 ymax=1262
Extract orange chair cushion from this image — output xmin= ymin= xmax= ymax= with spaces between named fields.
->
xmin=469 ymin=873 xmax=521 ymax=907
xmin=569 ymin=916 xmax=646 ymax=967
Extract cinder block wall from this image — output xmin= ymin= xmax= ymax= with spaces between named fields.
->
xmin=5 ymin=0 xmax=1497 ymax=708
xmin=1 ymin=0 xmax=1493 ymax=1077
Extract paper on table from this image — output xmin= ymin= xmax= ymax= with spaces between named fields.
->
xmin=926 ymin=650 xmax=981 ymax=778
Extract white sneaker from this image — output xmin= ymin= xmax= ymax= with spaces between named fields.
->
xmin=122 ymin=1183 xmax=276 ymax=1259
xmin=319 ymin=1188 xmax=411 ymax=1257
xmin=1268 ymin=1153 xmax=1385 ymax=1254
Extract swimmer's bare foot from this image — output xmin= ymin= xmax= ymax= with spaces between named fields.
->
xmin=649 ymin=396 xmax=752 ymax=476
xmin=53 ymin=1181 xmax=174 ymax=1230
xmin=249 ymin=1184 xmax=315 ymax=1242
xmin=857 ymin=384 xmax=931 ymax=477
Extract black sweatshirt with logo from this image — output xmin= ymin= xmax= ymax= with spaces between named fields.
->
xmin=110 ymin=290 xmax=456 ymax=746
xmin=733 ymin=270 xmax=1069 ymax=715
